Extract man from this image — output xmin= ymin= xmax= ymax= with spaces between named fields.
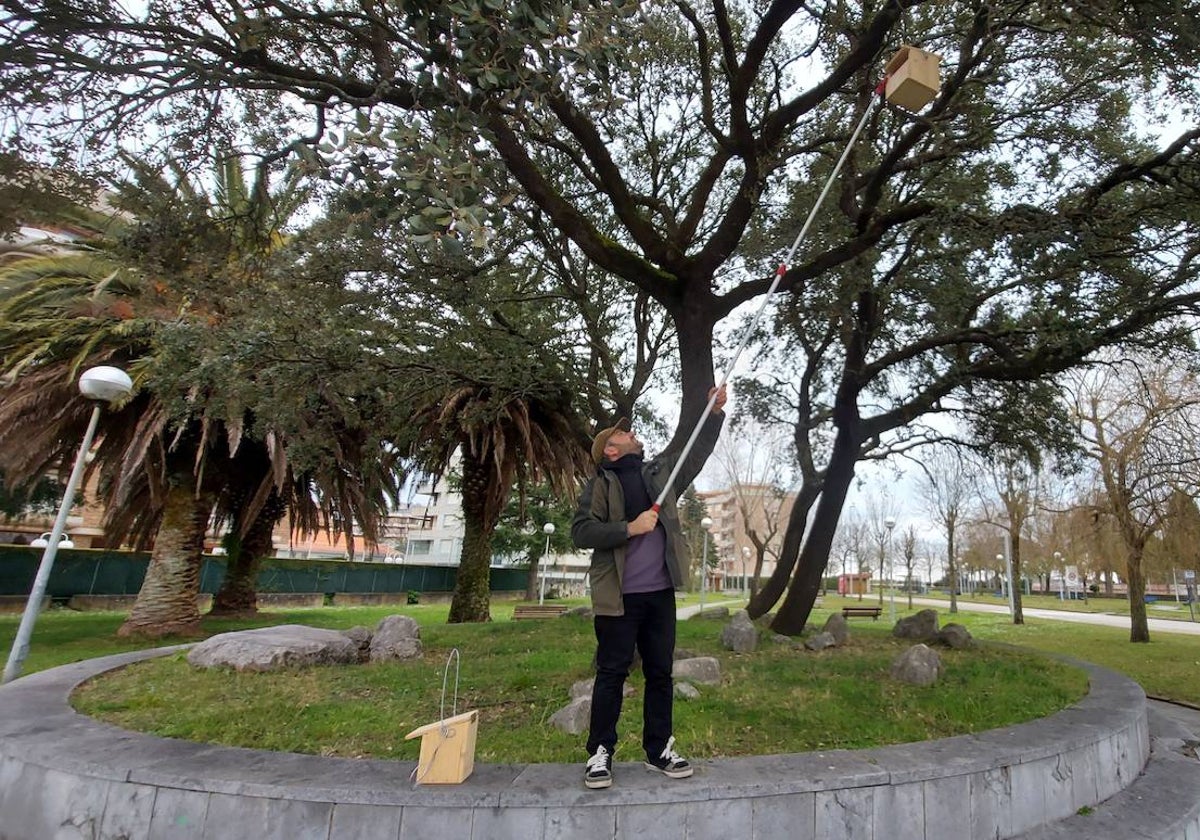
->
xmin=571 ymin=385 xmax=727 ymax=790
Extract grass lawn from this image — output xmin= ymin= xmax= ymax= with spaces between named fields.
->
xmin=3 ymin=594 xmax=1192 ymax=764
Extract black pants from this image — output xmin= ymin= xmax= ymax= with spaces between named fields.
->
xmin=586 ymin=588 xmax=676 ymax=761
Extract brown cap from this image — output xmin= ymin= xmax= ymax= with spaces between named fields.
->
xmin=590 ymin=417 xmax=631 ymax=465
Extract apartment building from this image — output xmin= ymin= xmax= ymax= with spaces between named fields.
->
xmin=697 ymin=483 xmax=795 ymax=592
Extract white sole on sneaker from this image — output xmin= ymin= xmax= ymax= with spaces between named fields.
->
xmin=644 ymin=762 xmax=693 ymax=779
xmin=584 ymin=776 xmax=613 ymax=789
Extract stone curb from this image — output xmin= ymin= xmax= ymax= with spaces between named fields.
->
xmin=0 ymin=647 xmax=1154 ymax=839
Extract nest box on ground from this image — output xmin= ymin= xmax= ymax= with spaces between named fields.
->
xmin=884 ymin=45 xmax=941 ymax=112
xmin=404 ymin=709 xmax=479 ymax=784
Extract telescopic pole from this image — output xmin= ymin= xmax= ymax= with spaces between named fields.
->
xmin=652 ymin=91 xmax=884 ymax=512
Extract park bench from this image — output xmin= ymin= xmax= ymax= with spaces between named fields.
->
xmin=513 ymin=604 xmax=569 ymax=620
xmin=841 ymin=606 xmax=883 ymax=620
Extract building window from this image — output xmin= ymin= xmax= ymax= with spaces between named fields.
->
xmin=408 ymin=540 xmax=432 ymax=556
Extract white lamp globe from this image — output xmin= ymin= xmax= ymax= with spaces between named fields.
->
xmin=543 ymin=522 xmax=556 ymax=535
xmin=78 ymin=366 xmax=133 ymax=403
xmin=700 ymin=517 xmax=713 ymax=529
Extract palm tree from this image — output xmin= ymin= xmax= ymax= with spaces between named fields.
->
xmin=0 ymin=157 xmax=400 ymax=633
xmin=401 ymin=320 xmax=592 ymax=622
xmin=0 ymin=245 xmax=222 ymax=635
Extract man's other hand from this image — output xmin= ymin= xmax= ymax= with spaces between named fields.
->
xmin=628 ymin=509 xmax=659 ymax=537
xmin=709 ymin=384 xmax=728 ymax=414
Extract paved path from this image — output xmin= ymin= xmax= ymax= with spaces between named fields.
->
xmin=675 ymin=597 xmax=746 ymax=619
xmin=907 ymin=596 xmax=1200 ymax=636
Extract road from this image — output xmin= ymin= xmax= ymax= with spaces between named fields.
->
xmin=908 ymin=596 xmax=1200 ymax=636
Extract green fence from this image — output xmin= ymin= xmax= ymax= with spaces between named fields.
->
xmin=0 ymin=546 xmax=526 ymax=599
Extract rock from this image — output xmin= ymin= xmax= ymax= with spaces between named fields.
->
xmin=563 ymin=606 xmax=593 ymax=619
xmin=674 ymin=682 xmax=700 ymax=700
xmin=890 ymin=643 xmax=943 ymax=686
xmin=186 ymin=625 xmax=361 ymax=672
xmin=570 ymin=677 xmax=634 ymax=700
xmin=804 ymin=632 xmax=837 ymax=651
xmin=893 ymin=608 xmax=939 ymax=641
xmin=937 ymin=623 xmax=974 ymax=649
xmin=592 ymin=649 xmax=641 ymax=673
xmin=672 ymin=656 xmax=721 ymax=685
xmin=369 ymin=615 xmax=423 ymax=662
xmin=698 ymin=606 xmax=730 ymax=619
xmin=721 ymin=610 xmax=759 ymax=653
xmin=549 ymin=696 xmax=591 ymax=735
xmin=340 ymin=626 xmax=372 ymax=661
xmin=570 ymin=678 xmax=593 ymax=700
xmin=821 ymin=613 xmax=850 ymax=645
xmin=770 ymin=633 xmax=792 ymax=645
xmin=673 ymin=647 xmax=702 ymax=661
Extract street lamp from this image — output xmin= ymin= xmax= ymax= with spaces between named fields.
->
xmin=699 ymin=516 xmax=713 ymax=613
xmin=538 ymin=522 xmax=555 ymax=606
xmin=1054 ymin=551 xmax=1064 ymax=601
xmin=4 ymin=365 xmax=132 ymax=684
xmin=741 ymin=545 xmax=751 ymax=598
xmin=884 ymin=517 xmax=896 ymax=622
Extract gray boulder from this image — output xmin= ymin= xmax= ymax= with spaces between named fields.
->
xmin=340 ymin=626 xmax=373 ymax=661
xmin=937 ymin=623 xmax=974 ymax=649
xmin=563 ymin=606 xmax=593 ymax=619
xmin=549 ymin=696 xmax=591 ymax=735
xmin=893 ymin=608 xmax=940 ymax=641
xmin=698 ymin=605 xmax=730 ymax=620
xmin=890 ymin=643 xmax=943 ymax=686
xmin=187 ymin=625 xmax=361 ymax=672
xmin=721 ymin=609 xmax=759 ymax=653
xmin=804 ymin=632 xmax=837 ymax=651
xmin=674 ymin=682 xmax=700 ymax=700
xmin=821 ymin=613 xmax=850 ymax=645
xmin=570 ymin=677 xmax=634 ymax=700
xmin=673 ymin=656 xmax=721 ymax=685
xmin=369 ymin=615 xmax=423 ymax=662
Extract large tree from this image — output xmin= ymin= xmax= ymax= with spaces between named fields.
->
xmin=4 ymin=0 xmax=1199 ymax=636
xmin=0 ymin=161 xmax=400 ymax=632
xmin=1061 ymin=357 xmax=1200 ymax=642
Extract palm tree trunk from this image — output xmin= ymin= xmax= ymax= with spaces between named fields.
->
xmin=448 ymin=447 xmax=504 ymax=623
xmin=209 ymin=498 xmax=282 ymax=616
xmin=118 ymin=477 xmax=214 ymax=637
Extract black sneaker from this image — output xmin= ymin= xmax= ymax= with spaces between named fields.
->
xmin=584 ymin=745 xmax=612 ymax=789
xmin=644 ymin=736 xmax=693 ymax=779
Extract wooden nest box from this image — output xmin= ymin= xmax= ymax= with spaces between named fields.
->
xmin=884 ymin=45 xmax=941 ymax=112
xmin=405 ymin=709 xmax=479 ymax=784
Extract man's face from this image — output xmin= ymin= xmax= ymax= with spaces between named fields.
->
xmin=605 ymin=428 xmax=643 ymax=459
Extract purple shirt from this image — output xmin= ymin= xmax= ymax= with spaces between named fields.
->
xmin=622 ymin=526 xmax=672 ymax=594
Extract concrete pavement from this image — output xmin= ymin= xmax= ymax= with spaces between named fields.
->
xmin=907 ymin=596 xmax=1200 ymax=636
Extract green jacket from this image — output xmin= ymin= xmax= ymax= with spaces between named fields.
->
xmin=571 ymin=413 xmax=724 ymax=616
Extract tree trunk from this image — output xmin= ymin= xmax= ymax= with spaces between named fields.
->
xmin=746 ymin=480 xmax=820 ymax=618
xmin=769 ymin=426 xmax=861 ymax=635
xmin=663 ymin=304 xmax=717 ymax=458
xmin=448 ymin=446 xmax=505 ymax=623
xmin=118 ymin=478 xmax=214 ymax=637
xmin=1125 ymin=545 xmax=1150 ymax=643
xmin=209 ymin=495 xmax=283 ymax=616
xmin=525 ymin=558 xmax=539 ymax=602
xmin=1010 ymin=529 xmax=1025 ymax=625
